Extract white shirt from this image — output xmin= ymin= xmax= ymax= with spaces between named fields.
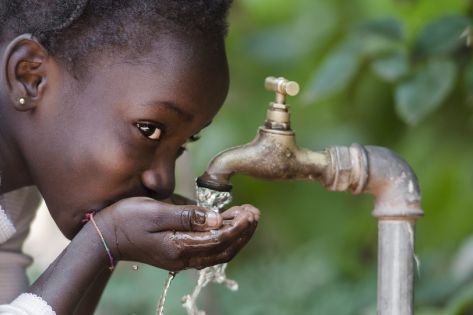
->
xmin=0 ymin=187 xmax=56 ymax=314
xmin=0 ymin=294 xmax=55 ymax=315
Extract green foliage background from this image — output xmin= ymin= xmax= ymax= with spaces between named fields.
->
xmin=98 ymin=1 xmax=473 ymax=314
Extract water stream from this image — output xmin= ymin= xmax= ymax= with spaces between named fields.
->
xmin=156 ymin=271 xmax=176 ymax=315
xmin=181 ymin=186 xmax=235 ymax=315
xmin=156 ymin=186 xmax=235 ymax=315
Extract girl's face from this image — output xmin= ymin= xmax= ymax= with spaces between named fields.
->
xmin=16 ymin=35 xmax=229 ymax=239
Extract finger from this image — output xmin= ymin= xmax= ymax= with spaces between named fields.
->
xmin=221 ymin=205 xmax=260 ymax=221
xmin=223 ymin=205 xmax=258 ymax=227
xmin=161 ymin=217 xmax=257 ymax=270
xmin=242 ymin=204 xmax=261 ymax=221
xmin=188 ymin=226 xmax=257 ymax=269
xmin=143 ymin=200 xmax=222 ymax=232
xmin=220 ymin=206 xmax=243 ymax=220
xmin=169 ymin=212 xmax=258 ymax=256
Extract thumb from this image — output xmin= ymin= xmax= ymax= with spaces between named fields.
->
xmin=152 ymin=205 xmax=223 ymax=232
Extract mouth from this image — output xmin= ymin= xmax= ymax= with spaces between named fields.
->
xmin=74 ymin=186 xmax=172 ymax=232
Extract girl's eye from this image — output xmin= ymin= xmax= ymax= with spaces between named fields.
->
xmin=177 ymin=133 xmax=201 ymax=158
xmin=189 ymin=134 xmax=201 ymax=142
xmin=135 ymin=123 xmax=163 ymax=141
xmin=177 ymin=145 xmax=187 ymax=158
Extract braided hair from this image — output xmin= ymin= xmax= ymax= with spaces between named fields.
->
xmin=0 ymin=0 xmax=232 ymax=75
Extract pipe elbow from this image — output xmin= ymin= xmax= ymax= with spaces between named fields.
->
xmin=325 ymin=144 xmax=423 ymax=218
xmin=364 ymin=146 xmax=423 ymax=218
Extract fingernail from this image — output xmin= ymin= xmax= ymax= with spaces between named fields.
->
xmin=191 ymin=211 xmax=206 ymax=225
xmin=206 ymin=211 xmax=222 ymax=228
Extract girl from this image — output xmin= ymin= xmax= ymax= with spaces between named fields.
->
xmin=0 ymin=1 xmax=260 ymax=314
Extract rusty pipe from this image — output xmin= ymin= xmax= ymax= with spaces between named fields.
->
xmin=365 ymin=146 xmax=422 ymax=218
xmin=325 ymin=145 xmax=422 ymax=216
xmin=196 ymin=76 xmax=423 ymax=314
xmin=325 ymin=144 xmax=423 ymax=314
xmin=197 ymin=142 xmax=422 ymax=315
xmin=198 ymin=142 xmax=423 ymax=218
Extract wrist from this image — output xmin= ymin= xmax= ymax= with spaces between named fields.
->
xmin=76 ymin=218 xmax=114 ymax=269
xmin=82 ymin=212 xmax=118 ymax=269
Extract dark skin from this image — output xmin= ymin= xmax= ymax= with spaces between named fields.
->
xmin=0 ymin=32 xmax=260 ymax=314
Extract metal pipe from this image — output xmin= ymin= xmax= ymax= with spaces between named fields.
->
xmin=364 ymin=146 xmax=422 ymax=315
xmin=326 ymin=144 xmax=422 ymax=315
xmin=378 ymin=219 xmax=416 ymax=315
xmin=363 ymin=146 xmax=422 ymax=218
xmin=196 ymin=77 xmax=423 ymax=314
xmin=198 ymin=144 xmax=423 ymax=315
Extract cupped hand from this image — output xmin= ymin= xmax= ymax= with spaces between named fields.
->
xmin=93 ymin=197 xmax=259 ymax=271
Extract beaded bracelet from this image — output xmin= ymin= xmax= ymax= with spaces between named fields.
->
xmin=83 ymin=212 xmax=115 ymax=270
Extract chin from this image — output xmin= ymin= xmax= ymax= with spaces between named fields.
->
xmin=51 ymin=209 xmax=87 ymax=240
xmin=49 ymin=199 xmax=112 ymax=240
xmin=59 ymin=221 xmax=82 ymax=240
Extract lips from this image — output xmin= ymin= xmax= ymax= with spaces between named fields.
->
xmin=73 ymin=184 xmax=171 ymax=234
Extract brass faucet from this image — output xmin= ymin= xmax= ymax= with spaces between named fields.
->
xmin=196 ymin=77 xmax=330 ymax=192
xmin=196 ymin=76 xmax=423 ymax=315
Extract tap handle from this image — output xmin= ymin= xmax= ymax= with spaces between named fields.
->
xmin=265 ymin=77 xmax=300 ymax=97
xmin=264 ymin=76 xmax=299 ymax=130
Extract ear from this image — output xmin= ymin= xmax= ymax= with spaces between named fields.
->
xmin=2 ymin=34 xmax=50 ymax=112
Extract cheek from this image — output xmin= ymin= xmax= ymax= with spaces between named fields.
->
xmin=65 ymin=108 xmax=141 ymax=182
xmin=69 ymin=135 xmax=142 ymax=190
xmin=34 ymin=122 xmax=142 ymax=208
xmin=35 ymin=130 xmax=147 ymax=239
xmin=82 ymin=146 xmax=130 ymax=177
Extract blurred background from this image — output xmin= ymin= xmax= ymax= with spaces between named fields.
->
xmin=25 ymin=0 xmax=473 ymax=314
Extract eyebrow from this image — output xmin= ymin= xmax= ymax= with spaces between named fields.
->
xmin=147 ymin=101 xmax=194 ymax=122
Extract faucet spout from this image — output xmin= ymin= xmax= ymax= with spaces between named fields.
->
xmin=197 ymin=128 xmax=329 ymax=191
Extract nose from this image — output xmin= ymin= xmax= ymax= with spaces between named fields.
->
xmin=141 ymin=159 xmax=176 ymax=200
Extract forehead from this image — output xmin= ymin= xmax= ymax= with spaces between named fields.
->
xmin=144 ymin=34 xmax=229 ymax=105
xmin=76 ymin=33 xmax=229 ymax=117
